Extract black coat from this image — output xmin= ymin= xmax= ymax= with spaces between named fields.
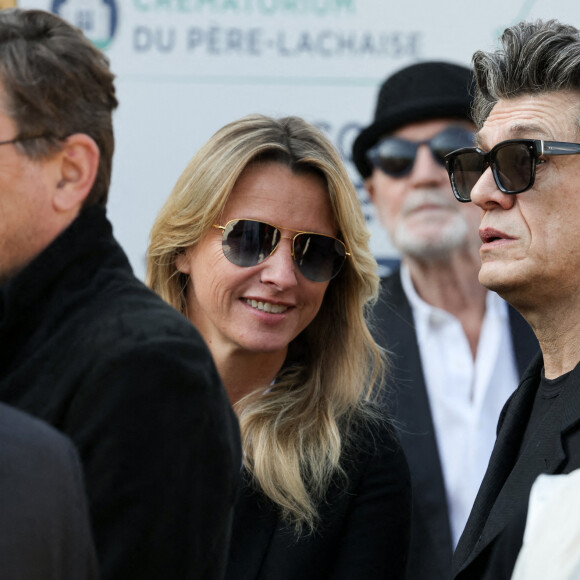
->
xmin=452 ymin=353 xmax=580 ymax=579
xmin=0 ymin=207 xmax=242 ymax=580
xmin=0 ymin=403 xmax=98 ymax=580
xmin=372 ymin=270 xmax=539 ymax=580
xmin=226 ymin=413 xmax=411 ymax=579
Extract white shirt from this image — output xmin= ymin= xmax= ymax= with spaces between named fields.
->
xmin=400 ymin=264 xmax=519 ymax=548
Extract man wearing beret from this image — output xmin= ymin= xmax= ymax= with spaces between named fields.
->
xmin=352 ymin=61 xmax=538 ymax=580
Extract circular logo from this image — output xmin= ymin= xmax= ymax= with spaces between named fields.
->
xmin=51 ymin=0 xmax=118 ymax=50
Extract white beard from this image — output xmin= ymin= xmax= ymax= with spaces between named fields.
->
xmin=392 ymin=189 xmax=476 ymax=261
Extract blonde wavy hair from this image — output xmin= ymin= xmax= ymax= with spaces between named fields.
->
xmin=147 ymin=114 xmax=384 ymax=532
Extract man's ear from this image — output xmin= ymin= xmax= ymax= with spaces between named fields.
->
xmin=52 ymin=133 xmax=100 ymax=212
xmin=364 ymin=176 xmax=376 ymax=203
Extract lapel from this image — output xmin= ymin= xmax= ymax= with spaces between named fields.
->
xmin=455 ymin=354 xmax=580 ymax=574
xmin=373 ymin=271 xmax=453 ymax=575
xmin=226 ymin=470 xmax=278 ymax=580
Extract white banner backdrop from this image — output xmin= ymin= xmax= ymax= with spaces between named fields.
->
xmin=17 ymin=0 xmax=580 ymax=278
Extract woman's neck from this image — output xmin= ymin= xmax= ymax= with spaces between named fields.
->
xmin=211 ymin=347 xmax=288 ymax=408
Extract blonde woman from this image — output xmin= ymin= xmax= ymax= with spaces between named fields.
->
xmin=147 ymin=115 xmax=410 ymax=579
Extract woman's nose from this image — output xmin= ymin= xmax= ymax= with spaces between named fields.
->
xmin=259 ymin=237 xmax=299 ymax=289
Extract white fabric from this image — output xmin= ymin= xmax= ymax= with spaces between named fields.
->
xmin=400 ymin=263 xmax=519 ymax=547
xmin=511 ymin=470 xmax=580 ymax=580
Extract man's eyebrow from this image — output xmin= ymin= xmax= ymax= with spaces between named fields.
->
xmin=474 ymin=123 xmax=552 ymax=150
xmin=508 ymin=123 xmax=551 ymax=138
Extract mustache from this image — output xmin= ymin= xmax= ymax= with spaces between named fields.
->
xmin=400 ymin=190 xmax=457 ymax=217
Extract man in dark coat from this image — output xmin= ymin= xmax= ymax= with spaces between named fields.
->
xmin=351 ymin=62 xmax=539 ymax=580
xmin=0 ymin=9 xmax=241 ymax=580
xmin=446 ymin=19 xmax=580 ymax=579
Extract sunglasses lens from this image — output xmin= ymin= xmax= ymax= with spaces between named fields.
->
xmin=448 ymin=149 xmax=485 ymax=201
xmin=431 ymin=127 xmax=474 ymax=163
xmin=222 ymin=219 xmax=279 ymax=267
xmin=369 ymin=138 xmax=416 ymax=176
xmin=371 ymin=128 xmax=474 ymax=178
xmin=293 ymin=234 xmax=347 ymax=282
xmin=494 ymin=143 xmax=533 ymax=193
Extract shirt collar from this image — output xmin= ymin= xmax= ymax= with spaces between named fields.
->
xmin=400 ymin=261 xmax=508 ymax=327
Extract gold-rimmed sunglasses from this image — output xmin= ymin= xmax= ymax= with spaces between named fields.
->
xmin=213 ymin=218 xmax=349 ymax=282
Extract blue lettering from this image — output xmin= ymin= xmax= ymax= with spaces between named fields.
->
xmin=207 ymin=26 xmax=221 ymax=54
xmin=276 ymin=31 xmax=293 ymax=56
xmin=248 ymin=28 xmax=262 ymax=55
xmin=296 ymin=31 xmax=313 ymax=54
xmin=187 ymin=27 xmax=204 ymax=51
xmin=316 ymin=30 xmax=333 ymax=56
xmin=133 ymin=26 xmax=176 ymax=52
xmin=336 ymin=32 xmax=355 ymax=54
xmin=226 ymin=28 xmax=243 ymax=52
xmin=134 ymin=26 xmax=153 ymax=51
xmin=156 ymin=28 xmax=176 ymax=51
xmin=408 ymin=32 xmax=421 ymax=57
xmin=359 ymin=33 xmax=376 ymax=54
xmin=76 ymin=10 xmax=94 ymax=32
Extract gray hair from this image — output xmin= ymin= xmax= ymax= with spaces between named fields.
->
xmin=472 ymin=20 xmax=580 ymax=128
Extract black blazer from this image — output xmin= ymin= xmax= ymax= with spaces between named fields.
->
xmin=0 ymin=403 xmax=97 ymax=580
xmin=372 ymin=270 xmax=539 ymax=580
xmin=452 ymin=353 xmax=580 ymax=579
xmin=226 ymin=414 xmax=412 ymax=579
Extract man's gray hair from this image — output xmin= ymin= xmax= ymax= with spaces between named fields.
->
xmin=472 ymin=20 xmax=580 ymax=128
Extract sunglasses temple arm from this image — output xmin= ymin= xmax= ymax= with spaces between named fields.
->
xmin=543 ymin=142 xmax=580 ymax=155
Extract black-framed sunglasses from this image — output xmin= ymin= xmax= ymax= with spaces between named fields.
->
xmin=445 ymin=138 xmax=580 ymax=202
xmin=366 ymin=126 xmax=474 ymax=177
xmin=213 ymin=218 xmax=350 ymax=283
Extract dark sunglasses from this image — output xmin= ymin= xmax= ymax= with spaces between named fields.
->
xmin=213 ymin=219 xmax=349 ymax=283
xmin=366 ymin=126 xmax=474 ymax=177
xmin=445 ymin=138 xmax=580 ymax=202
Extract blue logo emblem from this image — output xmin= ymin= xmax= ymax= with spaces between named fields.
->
xmin=51 ymin=0 xmax=118 ymax=50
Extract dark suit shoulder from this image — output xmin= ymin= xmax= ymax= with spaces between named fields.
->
xmin=0 ymin=403 xmax=98 ymax=580
xmin=0 ymin=401 xmax=74 ymax=453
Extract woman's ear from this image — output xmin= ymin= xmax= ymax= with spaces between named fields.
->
xmin=52 ymin=133 xmax=100 ymax=212
xmin=175 ymin=250 xmax=192 ymax=274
